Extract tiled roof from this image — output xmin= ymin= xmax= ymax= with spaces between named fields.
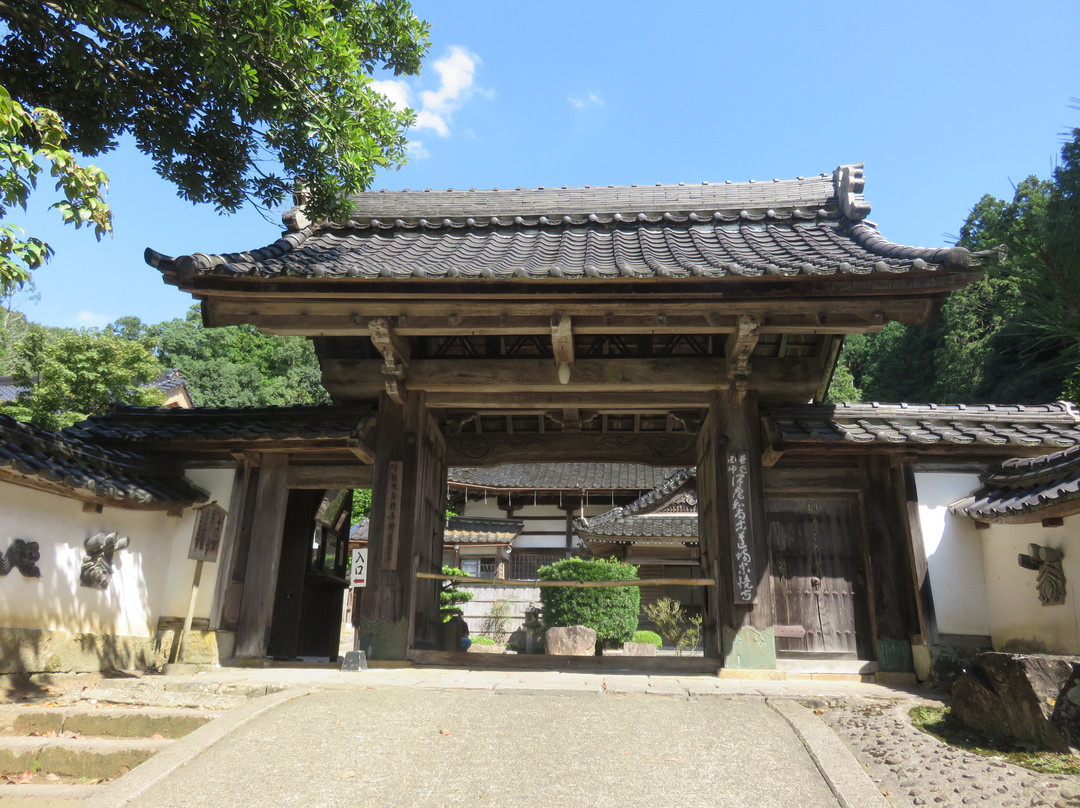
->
xmin=575 ymin=469 xmax=699 ymax=542
xmin=448 ymin=464 xmax=683 ymax=491
xmin=443 ymin=516 xmax=524 ymax=545
xmin=0 ymin=376 xmax=27 ymax=402
xmin=149 ymin=369 xmax=187 ymax=395
xmin=951 ymin=445 xmax=1080 ymax=522
xmin=0 ymin=413 xmax=208 ymax=507
xmin=65 ymin=405 xmax=373 ymax=444
xmin=765 ymin=402 xmax=1080 ymax=450
xmin=146 ymin=166 xmax=1000 ymax=283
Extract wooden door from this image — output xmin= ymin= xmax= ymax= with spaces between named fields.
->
xmin=767 ymin=497 xmax=869 ymax=658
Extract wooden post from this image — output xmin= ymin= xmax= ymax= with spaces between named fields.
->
xmin=899 ymin=462 xmax=939 ymax=645
xmin=699 ymin=389 xmax=775 ymax=669
xmin=233 ymin=454 xmax=289 ymax=659
xmin=356 ymin=392 xmax=447 ymax=659
xmin=172 ymin=560 xmax=203 ymax=664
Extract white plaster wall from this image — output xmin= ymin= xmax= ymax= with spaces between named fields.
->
xmin=458 ymin=499 xmax=610 ymax=549
xmin=914 ymin=472 xmax=990 ymax=637
xmin=980 ymin=518 xmax=1080 ymax=654
xmin=0 ymin=468 xmax=235 ymax=638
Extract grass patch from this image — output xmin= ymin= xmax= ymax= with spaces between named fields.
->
xmin=471 ymin=636 xmax=496 ymax=646
xmin=909 ymin=705 xmax=1080 ymax=775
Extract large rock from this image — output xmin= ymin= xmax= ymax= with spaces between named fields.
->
xmin=952 ymin=652 xmax=1080 ymax=752
xmin=545 ymin=626 xmax=596 ymax=656
xmin=622 ymin=641 xmax=657 ymax=657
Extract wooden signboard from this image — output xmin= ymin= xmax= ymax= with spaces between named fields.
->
xmin=188 ymin=502 xmax=227 ymax=563
xmin=728 ymin=450 xmax=755 ymax=603
xmin=382 ymin=461 xmax=403 ymax=570
xmin=350 ymin=548 xmax=368 ymax=588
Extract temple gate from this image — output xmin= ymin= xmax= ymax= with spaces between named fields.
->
xmin=146 ymin=164 xmax=1000 ymax=665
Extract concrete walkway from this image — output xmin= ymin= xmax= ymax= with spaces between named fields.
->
xmin=76 ymin=666 xmax=928 ymax=808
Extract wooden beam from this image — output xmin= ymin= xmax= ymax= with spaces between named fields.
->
xmin=322 ymin=356 xmax=824 ymax=396
xmin=445 ymin=431 xmax=697 ymax=467
xmin=427 ymin=391 xmax=721 ymax=409
xmin=347 ymin=417 xmax=377 ymax=464
xmin=286 ymin=464 xmax=373 ymax=489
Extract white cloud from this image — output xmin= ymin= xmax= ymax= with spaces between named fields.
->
xmin=420 ymin=46 xmax=478 ymax=113
xmin=374 ymin=45 xmax=486 ymax=146
xmin=370 ymin=78 xmax=412 ymax=111
xmin=415 ymin=109 xmax=449 ymax=137
xmin=568 ymin=92 xmax=604 ymax=109
xmin=71 ymin=311 xmax=112 ymax=329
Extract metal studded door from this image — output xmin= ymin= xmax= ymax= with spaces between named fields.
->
xmin=767 ymin=496 xmax=869 ymax=658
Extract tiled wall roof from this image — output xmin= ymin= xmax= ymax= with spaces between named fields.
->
xmin=765 ymin=402 xmax=1080 ymax=449
xmin=951 ymin=445 xmax=1080 ymax=521
xmin=0 ymin=413 xmax=207 ymax=507
xmin=65 ymin=405 xmax=372 ymax=444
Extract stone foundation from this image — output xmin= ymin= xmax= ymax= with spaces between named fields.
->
xmin=0 ymin=626 xmax=230 ymax=675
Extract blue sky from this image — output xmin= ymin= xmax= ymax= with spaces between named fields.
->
xmin=11 ymin=0 xmax=1080 ymax=328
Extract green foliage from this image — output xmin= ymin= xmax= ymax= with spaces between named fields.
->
xmin=351 ymin=489 xmax=373 ymax=525
xmin=642 ymin=597 xmax=702 ymax=656
xmin=478 ymin=600 xmax=511 ymax=643
xmin=439 ymin=565 xmax=473 ymax=620
xmin=149 ymin=306 xmax=329 ymax=407
xmin=470 ymin=635 xmax=496 ymax=646
xmin=0 ymin=325 xmax=163 ymax=429
xmin=0 ymin=1 xmax=428 ymax=223
xmin=830 ymin=163 xmax=1075 ymax=404
xmin=537 ymin=557 xmax=640 ymax=645
xmin=0 ymin=279 xmax=37 ymax=373
xmin=631 ymin=630 xmax=662 ymax=648
xmin=0 ymin=84 xmax=110 ymax=292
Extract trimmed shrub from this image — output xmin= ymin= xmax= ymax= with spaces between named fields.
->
xmin=471 ymin=635 xmax=496 ymax=646
xmin=538 ymin=557 xmax=640 ymax=645
xmin=632 ymin=630 xmax=663 ymax=648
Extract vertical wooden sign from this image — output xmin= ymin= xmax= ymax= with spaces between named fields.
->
xmin=728 ymin=450 xmax=755 ymax=603
xmin=382 ymin=460 xmax=403 ymax=570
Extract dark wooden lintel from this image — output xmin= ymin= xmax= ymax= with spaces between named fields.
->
xmin=445 ymin=431 xmax=697 ymax=467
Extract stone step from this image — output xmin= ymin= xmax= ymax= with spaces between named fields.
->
xmin=0 ymin=735 xmax=172 ymax=780
xmin=71 ymin=679 xmax=279 ymax=710
xmin=0 ymin=784 xmax=99 ymax=807
xmin=0 ymin=705 xmax=222 ymax=739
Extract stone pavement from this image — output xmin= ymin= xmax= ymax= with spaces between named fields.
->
xmin=16 ymin=665 xmax=1073 ymax=808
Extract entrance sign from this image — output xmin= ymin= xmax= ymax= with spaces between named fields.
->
xmin=350 ymin=548 xmax=368 ymax=588
xmin=728 ymin=450 xmax=755 ymax=603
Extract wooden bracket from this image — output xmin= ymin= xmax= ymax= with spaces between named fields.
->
xmin=348 ymin=417 xmax=377 ymax=464
xmin=551 ymin=313 xmax=574 ymax=384
xmin=725 ymin=315 xmax=760 ymax=380
xmin=369 ymin=317 xmax=410 ymax=404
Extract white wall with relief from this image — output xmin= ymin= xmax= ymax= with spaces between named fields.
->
xmin=0 ymin=468 xmax=235 ymax=639
xmin=914 ymin=472 xmax=991 ymax=638
xmin=978 ymin=518 xmax=1080 ymax=654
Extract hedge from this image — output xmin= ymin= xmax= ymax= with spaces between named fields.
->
xmin=538 ymin=557 xmax=640 ymax=645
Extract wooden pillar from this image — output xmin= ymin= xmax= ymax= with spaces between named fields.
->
xmin=862 ymin=455 xmax=923 ymax=672
xmin=697 ymin=389 xmax=775 ymax=668
xmin=355 ymin=392 xmax=447 ymax=659
xmin=233 ymin=454 xmax=289 ymax=658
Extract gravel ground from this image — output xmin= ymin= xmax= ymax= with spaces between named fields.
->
xmin=823 ymin=701 xmax=1080 ymax=808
